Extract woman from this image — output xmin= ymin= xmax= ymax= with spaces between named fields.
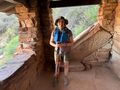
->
xmin=50 ymin=16 xmax=73 ymax=86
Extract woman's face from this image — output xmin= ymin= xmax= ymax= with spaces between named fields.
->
xmin=57 ymin=19 xmax=65 ymax=30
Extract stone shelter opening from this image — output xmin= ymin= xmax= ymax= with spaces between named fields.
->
xmin=52 ymin=5 xmax=99 ymax=38
xmin=0 ymin=12 xmax=19 ymax=68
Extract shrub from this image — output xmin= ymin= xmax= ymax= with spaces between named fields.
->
xmin=4 ymin=36 xmax=19 ymax=61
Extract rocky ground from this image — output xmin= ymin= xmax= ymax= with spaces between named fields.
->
xmin=33 ymin=65 xmax=120 ymax=90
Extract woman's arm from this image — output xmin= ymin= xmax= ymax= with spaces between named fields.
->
xmin=66 ymin=36 xmax=74 ymax=46
xmin=49 ymin=31 xmax=56 ymax=48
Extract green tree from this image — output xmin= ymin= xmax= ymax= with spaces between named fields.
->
xmin=4 ymin=36 xmax=19 ymax=61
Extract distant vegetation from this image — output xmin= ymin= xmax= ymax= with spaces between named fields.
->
xmin=0 ymin=13 xmax=19 ymax=66
xmin=52 ymin=5 xmax=99 ymax=38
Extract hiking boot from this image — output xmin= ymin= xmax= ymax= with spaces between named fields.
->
xmin=64 ymin=76 xmax=69 ymax=86
xmin=52 ymin=76 xmax=59 ymax=87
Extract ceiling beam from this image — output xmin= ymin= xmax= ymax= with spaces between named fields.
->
xmin=14 ymin=0 xmax=27 ymax=5
xmin=0 ymin=1 xmax=15 ymax=12
xmin=4 ymin=0 xmax=19 ymax=4
xmin=50 ymin=0 xmax=101 ymax=8
xmin=14 ymin=0 xmax=31 ymax=8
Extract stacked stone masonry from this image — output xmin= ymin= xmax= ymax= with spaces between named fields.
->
xmin=98 ymin=0 xmax=117 ymax=32
xmin=15 ymin=4 xmax=37 ymax=49
xmin=38 ymin=1 xmax=54 ymax=70
xmin=0 ymin=2 xmax=46 ymax=90
xmin=70 ymin=23 xmax=112 ymax=65
xmin=111 ymin=1 xmax=120 ymax=78
xmin=70 ymin=1 xmax=120 ymax=78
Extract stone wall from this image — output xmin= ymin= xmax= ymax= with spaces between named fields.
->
xmin=15 ymin=4 xmax=37 ymax=49
xmin=70 ymin=23 xmax=112 ymax=65
xmin=38 ymin=0 xmax=54 ymax=70
xmin=97 ymin=0 xmax=120 ymax=79
xmin=15 ymin=3 xmax=45 ymax=72
xmin=110 ymin=1 xmax=120 ymax=78
xmin=0 ymin=53 xmax=38 ymax=90
xmin=70 ymin=0 xmax=117 ymax=66
xmin=0 ymin=1 xmax=47 ymax=90
xmin=98 ymin=0 xmax=117 ymax=32
xmin=70 ymin=0 xmax=120 ymax=79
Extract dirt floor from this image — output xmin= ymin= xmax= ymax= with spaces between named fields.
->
xmin=34 ymin=65 xmax=120 ymax=90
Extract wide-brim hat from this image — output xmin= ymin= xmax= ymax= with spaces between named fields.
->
xmin=55 ymin=16 xmax=68 ymax=26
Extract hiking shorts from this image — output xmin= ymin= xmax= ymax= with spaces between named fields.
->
xmin=54 ymin=50 xmax=70 ymax=63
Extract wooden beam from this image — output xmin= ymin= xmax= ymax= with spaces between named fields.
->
xmin=50 ymin=0 xmax=101 ymax=8
xmin=14 ymin=0 xmax=31 ymax=8
xmin=0 ymin=1 xmax=15 ymax=12
xmin=4 ymin=6 xmax=16 ymax=14
xmin=4 ymin=0 xmax=19 ymax=4
xmin=14 ymin=0 xmax=27 ymax=5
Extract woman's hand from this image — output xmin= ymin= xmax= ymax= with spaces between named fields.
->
xmin=59 ymin=43 xmax=67 ymax=47
xmin=56 ymin=43 xmax=62 ymax=48
xmin=55 ymin=43 xmax=61 ymax=50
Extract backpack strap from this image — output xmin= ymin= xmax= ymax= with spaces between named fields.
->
xmin=53 ymin=27 xmax=60 ymax=44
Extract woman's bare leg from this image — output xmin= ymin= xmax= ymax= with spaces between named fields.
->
xmin=64 ymin=61 xmax=69 ymax=76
